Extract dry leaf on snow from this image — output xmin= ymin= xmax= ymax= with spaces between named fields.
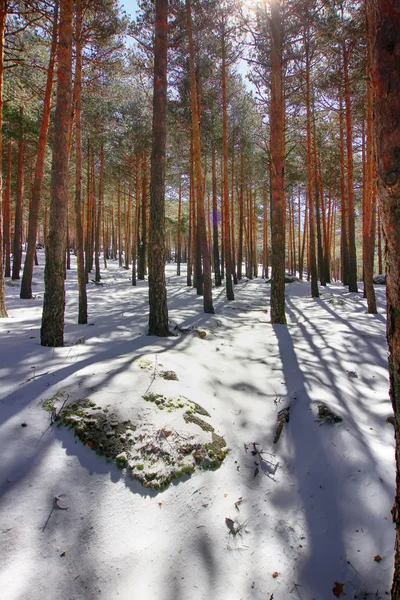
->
xmin=332 ymin=581 xmax=345 ymax=597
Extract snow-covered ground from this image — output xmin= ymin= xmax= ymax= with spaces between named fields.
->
xmin=0 ymin=253 xmax=395 ymax=600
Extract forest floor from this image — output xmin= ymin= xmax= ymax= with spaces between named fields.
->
xmin=0 ymin=252 xmax=395 ymax=600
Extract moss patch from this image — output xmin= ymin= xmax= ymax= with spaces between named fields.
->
xmin=184 ymin=412 xmax=214 ymax=432
xmin=143 ymin=392 xmax=211 ymax=417
xmin=138 ymin=359 xmax=154 ymax=371
xmin=55 ymin=398 xmax=136 ymax=459
xmin=160 ymin=370 xmax=178 ymax=381
xmin=44 ymin=393 xmax=227 ymax=492
xmin=42 ymin=391 xmax=65 ymax=412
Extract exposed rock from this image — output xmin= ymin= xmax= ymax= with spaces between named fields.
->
xmin=44 ymin=393 xmax=227 ymax=492
xmin=317 ymin=403 xmax=342 ymax=425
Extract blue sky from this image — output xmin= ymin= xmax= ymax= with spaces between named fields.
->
xmin=120 ymin=0 xmax=138 ymax=18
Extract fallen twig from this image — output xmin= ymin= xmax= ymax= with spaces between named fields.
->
xmin=22 ymin=371 xmax=50 ymax=384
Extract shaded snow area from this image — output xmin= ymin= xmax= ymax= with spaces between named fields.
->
xmin=0 ymin=254 xmax=395 ymax=600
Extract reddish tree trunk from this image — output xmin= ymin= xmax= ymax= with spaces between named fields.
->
xmin=305 ymin=40 xmax=319 ymax=298
xmin=343 ymin=42 xmax=358 ymax=292
xmin=41 ymin=0 xmax=74 ymax=346
xmin=222 ymin=24 xmax=234 ymax=300
xmin=368 ymin=1 xmax=400 ymax=595
xmin=186 ymin=0 xmax=214 ymax=313
xmin=12 ymin=109 xmax=24 ymax=281
xmin=0 ymin=0 xmax=6 ymax=317
xmin=3 ymin=137 xmax=11 ymax=278
xmin=363 ymin=4 xmax=377 ymax=314
xmin=270 ymin=0 xmax=286 ymax=323
xmin=20 ymin=0 xmax=58 ymax=299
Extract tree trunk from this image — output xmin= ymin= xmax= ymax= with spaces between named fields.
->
xmin=138 ymin=154 xmax=147 ymax=279
xmin=263 ymin=187 xmax=268 ymax=278
xmin=177 ymin=175 xmax=182 ymax=276
xmin=212 ymin=143 xmax=221 ymax=286
xmin=3 ymin=137 xmax=11 ymax=278
xmin=339 ymin=90 xmax=349 ymax=285
xmin=363 ymin=3 xmax=377 ymax=314
xmin=41 ymin=0 xmax=73 ymax=346
xmin=94 ymin=152 xmax=101 ymax=282
xmin=222 ymin=25 xmax=234 ymax=301
xmin=270 ymin=0 xmax=286 ymax=323
xmin=12 ymin=108 xmax=24 ymax=281
xmin=378 ymin=205 xmax=383 ymax=274
xmin=237 ymin=151 xmax=244 ymax=280
xmin=20 ymin=3 xmax=59 ymax=298
xmin=187 ymin=143 xmax=193 ymax=287
xmin=0 ymin=0 xmax=7 ymax=317
xmin=148 ymin=0 xmax=169 ymax=336
xmin=343 ymin=41 xmax=358 ymax=292
xmin=73 ymin=0 xmax=87 ymax=323
xmin=132 ymin=156 xmax=140 ymax=285
xmin=186 ymin=0 xmax=214 ymax=313
xmin=305 ymin=39 xmax=319 ymax=298
xmin=368 ymin=1 xmax=400 ymax=596
xmin=231 ymin=148 xmax=237 ymax=284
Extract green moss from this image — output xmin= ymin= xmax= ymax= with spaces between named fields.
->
xmin=43 ymin=390 xmax=227 ymax=493
xmin=183 ymin=412 xmax=214 ymax=432
xmin=116 ymin=454 xmax=128 ymax=468
xmin=190 ymin=401 xmax=211 ymax=417
xmin=160 ymin=370 xmax=178 ymax=381
xmin=138 ymin=359 xmax=154 ymax=370
xmin=143 ymin=392 xmax=164 ymax=404
xmin=42 ymin=391 xmax=65 ymax=412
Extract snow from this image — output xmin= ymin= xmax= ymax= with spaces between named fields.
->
xmin=0 ymin=253 xmax=395 ymax=600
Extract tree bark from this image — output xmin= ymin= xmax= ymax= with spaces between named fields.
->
xmin=222 ymin=23 xmax=234 ymax=301
xmin=3 ymin=137 xmax=11 ymax=279
xmin=186 ymin=0 xmax=214 ymax=313
xmin=20 ymin=0 xmax=58 ymax=299
xmin=12 ymin=108 xmax=24 ymax=281
xmin=177 ymin=175 xmax=182 ymax=276
xmin=364 ymin=2 xmax=377 ymax=314
xmin=74 ymin=0 xmax=87 ymax=323
xmin=0 ymin=0 xmax=7 ymax=317
xmin=138 ymin=153 xmax=147 ymax=279
xmin=212 ymin=143 xmax=221 ymax=286
xmin=339 ymin=90 xmax=349 ymax=285
xmin=368 ymin=1 xmax=400 ymax=595
xmin=41 ymin=0 xmax=74 ymax=347
xmin=343 ymin=41 xmax=358 ymax=292
xmin=270 ymin=0 xmax=286 ymax=323
xmin=132 ymin=154 xmax=140 ymax=285
xmin=305 ymin=39 xmax=319 ymax=298
xmin=148 ymin=0 xmax=169 ymax=336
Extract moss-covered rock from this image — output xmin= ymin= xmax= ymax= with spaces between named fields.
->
xmin=44 ymin=392 xmax=227 ymax=492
